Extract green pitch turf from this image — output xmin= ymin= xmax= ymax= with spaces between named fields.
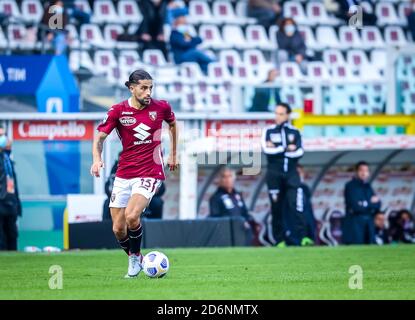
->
xmin=0 ymin=245 xmax=414 ymax=300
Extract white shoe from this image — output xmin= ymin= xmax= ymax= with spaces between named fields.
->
xmin=125 ymin=253 xmax=143 ymax=278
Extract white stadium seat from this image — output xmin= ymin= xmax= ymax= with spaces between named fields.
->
xmin=316 ymin=26 xmax=341 ymax=49
xmin=7 ymin=24 xmax=36 ymax=50
xmin=117 ymin=0 xmax=143 ymax=25
xmin=198 ymin=24 xmax=230 ymax=50
xmin=306 ymin=62 xmax=331 ymax=82
xmin=1 ymin=0 xmax=21 ymax=21
xmin=235 ymin=1 xmax=257 ymax=24
xmin=338 ymin=26 xmax=362 ymax=49
xmin=92 ymin=0 xmax=119 ymax=24
xmin=283 ymin=1 xmax=309 ymax=25
xmin=118 ymin=50 xmax=141 ymax=71
xmin=222 ymin=25 xmax=253 ymax=49
xmin=231 ymin=63 xmax=258 ymax=85
xmin=243 ymin=49 xmax=272 ymax=71
xmin=143 ymin=49 xmax=168 ymax=67
xmin=280 ymin=62 xmax=305 ymax=83
xmin=103 ymin=24 xmax=138 ymax=50
xmin=370 ymin=49 xmax=387 ymax=74
xmin=80 ymin=24 xmax=113 ymax=49
xmin=245 ymin=25 xmax=274 ymax=51
xmin=69 ymin=50 xmax=95 ymax=73
xmin=219 ymin=49 xmax=243 ymax=68
xmin=384 ymin=26 xmax=407 ymax=47
xmin=207 ymin=62 xmax=233 ymax=84
xmin=361 ymin=26 xmax=385 ymax=49
xmin=323 ymin=49 xmax=346 ymax=65
xmin=0 ymin=28 xmax=9 ymax=49
xmin=298 ymin=26 xmax=321 ymax=51
xmin=212 ymin=1 xmax=245 ymax=25
xmin=375 ymin=2 xmax=401 ymax=26
xmin=188 ymin=1 xmax=216 ymax=24
xmin=268 ymin=25 xmax=279 ymax=50
xmin=330 ymin=64 xmax=358 ymax=83
xmin=94 ymin=50 xmax=118 ymax=75
xmin=21 ymin=0 xmax=43 ymax=23
xmin=306 ymin=1 xmax=341 ymax=26
xmin=346 ymin=50 xmax=369 ymax=73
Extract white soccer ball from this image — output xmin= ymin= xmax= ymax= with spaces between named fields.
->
xmin=142 ymin=251 xmax=169 ymax=278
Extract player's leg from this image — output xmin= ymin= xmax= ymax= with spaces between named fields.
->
xmin=125 ymin=193 xmax=149 ymax=255
xmin=266 ymin=170 xmax=285 ymax=246
xmin=110 ymin=207 xmax=129 ymax=255
xmin=109 ymin=177 xmax=131 ymax=255
xmin=285 ymin=171 xmax=311 ymax=246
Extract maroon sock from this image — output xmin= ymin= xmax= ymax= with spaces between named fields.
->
xmin=117 ymin=236 xmax=130 ymax=255
xmin=128 ymin=224 xmax=142 ymax=255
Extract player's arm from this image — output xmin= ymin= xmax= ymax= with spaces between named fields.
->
xmin=285 ymin=129 xmax=304 ymax=158
xmin=90 ymin=131 xmax=108 ymax=177
xmin=167 ymin=120 xmax=178 ymax=171
xmin=261 ymin=128 xmax=285 ymax=155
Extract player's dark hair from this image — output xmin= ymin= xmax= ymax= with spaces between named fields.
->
xmin=125 ymin=69 xmax=153 ymax=88
xmin=277 ymin=102 xmax=292 ymax=114
xmin=355 ymin=161 xmax=369 ymax=171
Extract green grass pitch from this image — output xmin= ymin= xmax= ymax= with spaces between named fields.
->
xmin=0 ymin=245 xmax=414 ymax=300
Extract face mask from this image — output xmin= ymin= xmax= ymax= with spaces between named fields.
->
xmin=285 ymin=25 xmax=296 ymax=36
xmin=0 ymin=135 xmax=7 ymax=149
xmin=176 ymin=25 xmax=188 ymax=34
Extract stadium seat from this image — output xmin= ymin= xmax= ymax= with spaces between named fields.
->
xmin=375 ymin=2 xmax=401 ymax=26
xmin=235 ymin=1 xmax=257 ymax=24
xmin=205 ymin=86 xmax=230 ymax=112
xmin=231 ymin=63 xmax=258 ymax=85
xmin=245 ymin=25 xmax=274 ymax=51
xmin=198 ymin=24 xmax=230 ymax=49
xmin=280 ymin=62 xmax=305 ymax=83
xmin=94 ymin=50 xmax=118 ymax=75
xmin=65 ymin=24 xmax=82 ymax=49
xmin=243 ymin=49 xmax=272 ymax=71
xmin=279 ymin=86 xmax=304 ymax=109
xmin=1 ymin=0 xmax=21 ymax=21
xmin=316 ymin=26 xmax=341 ymax=49
xmin=74 ymin=0 xmax=92 ymax=14
xmin=360 ymin=1 xmax=373 ymax=14
xmin=361 ymin=26 xmax=385 ymax=49
xmin=179 ymin=62 xmax=206 ymax=85
xmin=188 ymin=0 xmax=216 ymax=24
xmin=359 ymin=64 xmax=383 ymax=81
xmin=180 ymin=87 xmax=205 ymax=112
xmin=283 ymin=1 xmax=310 ymax=25
xmin=370 ymin=49 xmax=387 ymax=74
xmin=402 ymin=91 xmax=415 ymax=114
xmin=7 ymin=24 xmax=36 ymax=50
xmin=330 ymin=64 xmax=357 ymax=83
xmin=143 ymin=49 xmax=168 ymax=66
xmin=106 ymin=66 xmax=128 ymax=87
xmin=117 ymin=0 xmax=143 ymax=25
xmin=219 ymin=49 xmax=243 ymax=68
xmin=384 ymin=26 xmax=407 ymax=47
xmin=398 ymin=2 xmax=413 ymax=25
xmin=306 ymin=1 xmax=341 ymax=26
xmin=346 ymin=50 xmax=369 ymax=73
xmin=298 ymin=26 xmax=321 ymax=51
xmin=103 ymin=24 xmax=138 ymax=50
xmin=118 ymin=50 xmax=141 ymax=71
xmin=338 ymin=26 xmax=362 ymax=49
xmin=222 ymin=25 xmax=253 ymax=49
xmin=212 ymin=1 xmax=245 ymax=25
xmin=323 ymin=49 xmax=346 ymax=65
xmin=154 ymin=66 xmax=180 ymax=85
xmin=80 ymin=24 xmax=113 ymax=49
xmin=21 ymin=0 xmax=43 ymax=23
xmin=92 ymin=0 xmax=119 ymax=24
xmin=69 ymin=50 xmax=95 ymax=73
xmin=207 ymin=62 xmax=233 ymax=85
xmin=306 ymin=62 xmax=331 ymax=82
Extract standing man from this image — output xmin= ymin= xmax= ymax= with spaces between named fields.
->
xmin=343 ymin=161 xmax=381 ymax=245
xmin=90 ymin=69 xmax=178 ymax=278
xmin=261 ymin=103 xmax=312 ymax=247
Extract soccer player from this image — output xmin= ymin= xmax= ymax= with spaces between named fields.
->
xmin=261 ymin=103 xmax=312 ymax=247
xmin=90 ymin=69 xmax=178 ymax=278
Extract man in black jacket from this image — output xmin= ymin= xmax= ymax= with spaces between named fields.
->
xmin=209 ymin=167 xmax=253 ymax=244
xmin=343 ymin=161 xmax=381 ymax=244
xmin=0 ymin=127 xmax=22 ymax=251
xmin=262 ymin=103 xmax=312 ymax=247
xmin=334 ymin=0 xmax=377 ymax=26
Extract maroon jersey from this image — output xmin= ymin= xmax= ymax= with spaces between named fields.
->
xmin=97 ymin=98 xmax=175 ymax=180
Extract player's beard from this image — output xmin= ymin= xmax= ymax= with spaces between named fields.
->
xmin=138 ymin=97 xmax=151 ymax=106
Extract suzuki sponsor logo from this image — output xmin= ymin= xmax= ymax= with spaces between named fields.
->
xmin=13 ymin=120 xmax=94 ymax=140
xmin=133 ymin=123 xmax=151 ymax=144
xmin=119 ymin=116 xmax=137 ymax=126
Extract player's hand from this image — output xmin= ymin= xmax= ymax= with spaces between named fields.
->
xmin=287 ymin=144 xmax=297 ymax=151
xmin=266 ymin=141 xmax=275 ymax=148
xmin=167 ymin=155 xmax=178 ymax=171
xmin=90 ymin=161 xmax=104 ymax=177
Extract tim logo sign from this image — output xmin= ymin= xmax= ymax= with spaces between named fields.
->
xmin=13 ymin=120 xmax=94 ymax=141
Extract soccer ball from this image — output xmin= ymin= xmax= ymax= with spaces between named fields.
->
xmin=142 ymin=251 xmax=169 ymax=278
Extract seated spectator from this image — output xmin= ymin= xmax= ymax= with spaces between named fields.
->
xmin=247 ymin=0 xmax=282 ymax=29
xmin=342 ymin=161 xmax=381 ymax=245
xmin=390 ymin=209 xmax=415 ymax=244
xmin=63 ymin=0 xmax=90 ymax=25
xmin=249 ymin=68 xmax=281 ymax=112
xmin=276 ymin=18 xmax=307 ymax=71
xmin=145 ymin=182 xmax=166 ymax=219
xmin=209 ymin=167 xmax=253 ymax=244
xmin=166 ymin=0 xmax=189 ymax=26
xmin=170 ymin=12 xmax=214 ymax=74
xmin=374 ymin=211 xmax=391 ymax=245
xmin=407 ymin=0 xmax=415 ymax=41
xmin=40 ymin=1 xmax=69 ymax=55
xmin=334 ymin=0 xmax=377 ymax=26
xmin=137 ymin=0 xmax=169 ymax=60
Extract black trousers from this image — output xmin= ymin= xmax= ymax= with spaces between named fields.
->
xmin=146 ymin=197 xmax=164 ymax=219
xmin=0 ymin=214 xmax=18 ymax=251
xmin=266 ymin=168 xmax=306 ymax=245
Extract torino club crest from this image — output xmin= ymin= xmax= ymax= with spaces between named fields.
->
xmin=149 ymin=111 xmax=157 ymax=121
